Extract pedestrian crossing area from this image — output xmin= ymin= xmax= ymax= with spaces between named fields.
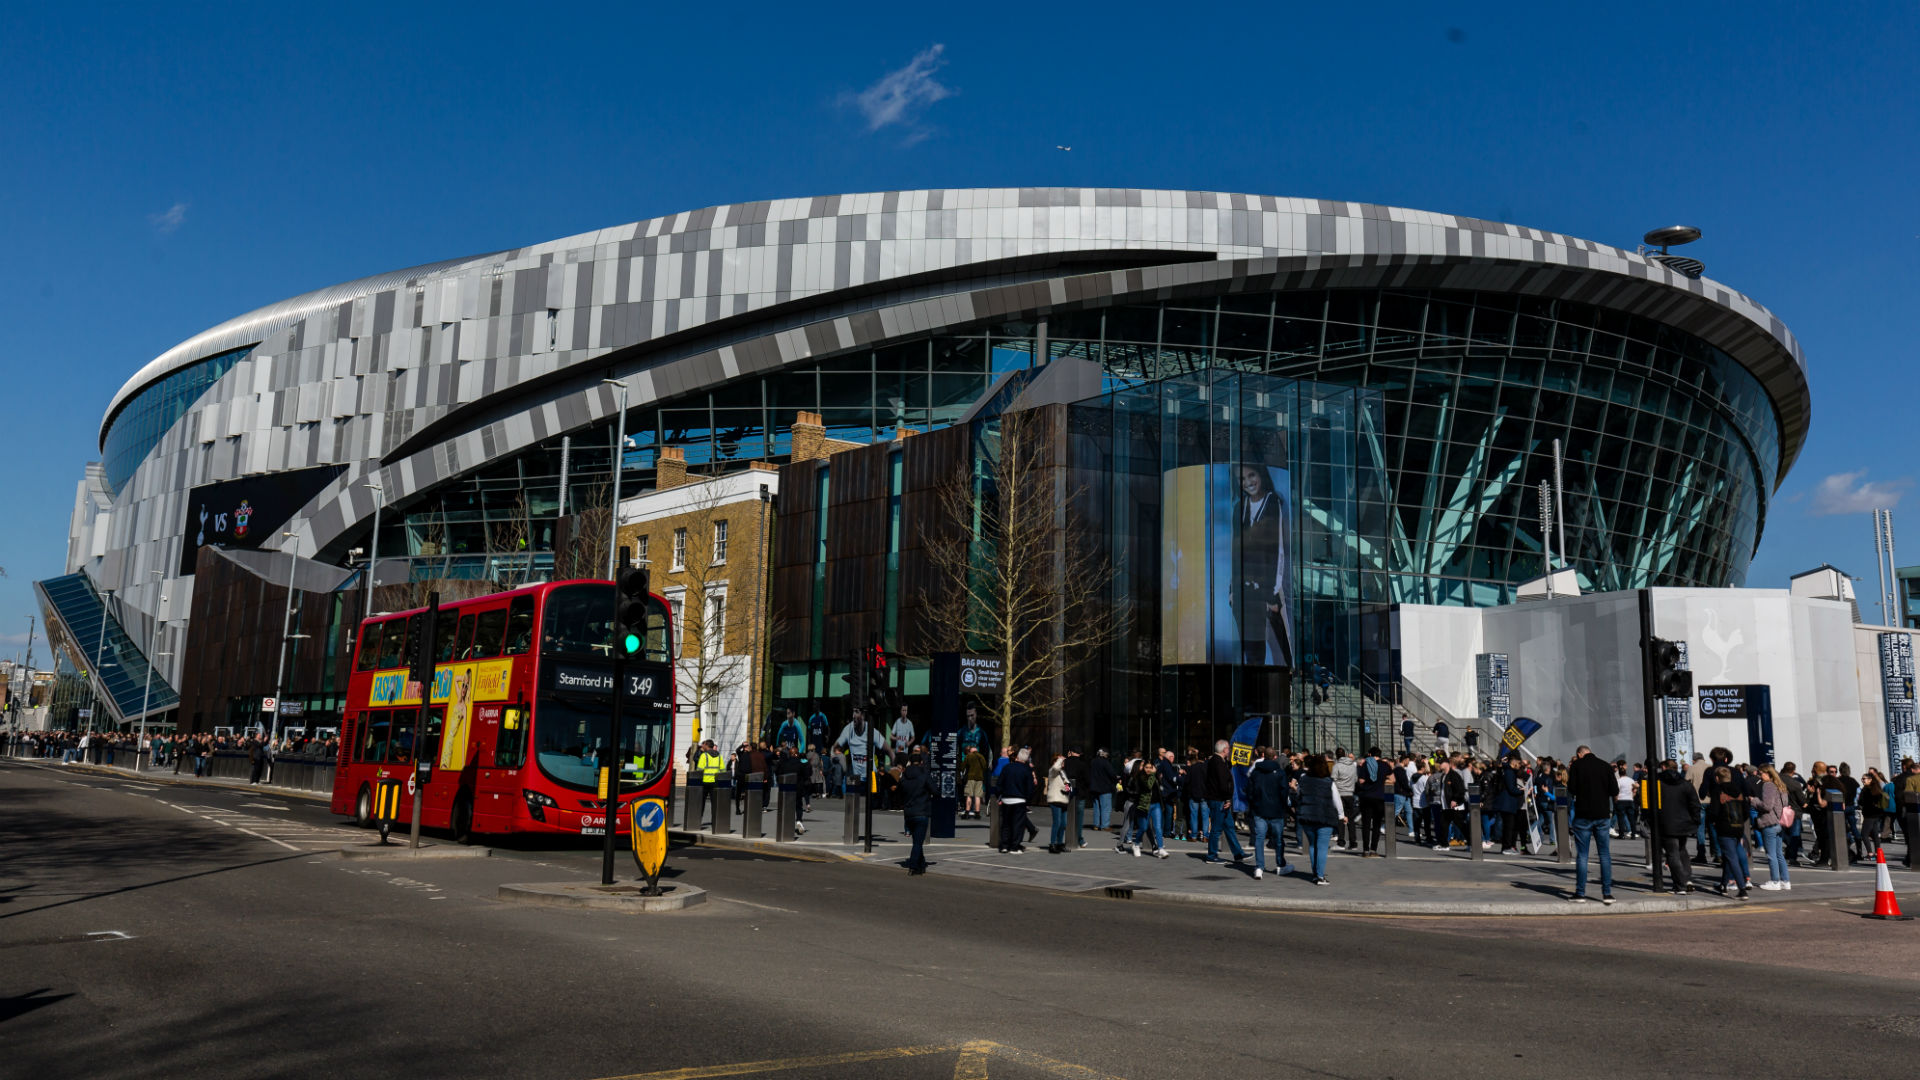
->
xmin=159 ymin=800 xmax=363 ymax=852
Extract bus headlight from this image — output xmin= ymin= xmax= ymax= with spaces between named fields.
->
xmin=522 ymin=789 xmax=557 ymax=821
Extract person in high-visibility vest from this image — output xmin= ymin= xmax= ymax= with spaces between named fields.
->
xmin=694 ymin=740 xmax=724 ymax=827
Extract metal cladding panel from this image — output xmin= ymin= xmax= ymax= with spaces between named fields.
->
xmin=89 ymin=189 xmax=1810 ymax=615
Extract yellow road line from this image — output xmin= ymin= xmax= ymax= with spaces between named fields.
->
xmin=591 ymin=1043 xmax=959 ymax=1080
xmin=969 ymin=1041 xmax=1128 ymax=1080
xmin=953 ymin=1042 xmax=990 ymax=1080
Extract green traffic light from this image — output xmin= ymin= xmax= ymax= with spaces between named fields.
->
xmin=623 ymin=633 xmax=642 ymax=655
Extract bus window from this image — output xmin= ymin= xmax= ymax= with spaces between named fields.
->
xmin=471 ymin=608 xmax=507 ymax=659
xmin=389 ymin=710 xmax=417 ymax=764
xmin=503 ymin=595 xmax=535 ymax=655
xmin=496 ymin=706 xmax=528 ymax=769
xmin=433 ymin=612 xmax=458 ymax=663
xmin=454 ymin=615 xmax=476 ymax=660
xmin=541 ymin=583 xmax=613 ymax=656
xmin=354 ymin=623 xmax=385 ymax=672
xmin=645 ymin=597 xmax=673 ymax=664
xmin=357 ymin=711 xmax=390 ymax=763
xmin=420 ymin=709 xmax=444 ymax=766
xmin=377 ymin=620 xmax=405 ymax=669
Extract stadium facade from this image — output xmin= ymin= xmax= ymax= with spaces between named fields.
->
xmin=45 ymin=188 xmax=1808 ymax=739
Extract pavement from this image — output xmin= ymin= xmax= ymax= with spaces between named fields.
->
xmin=6 ymin=756 xmax=1920 ymax=1080
xmin=675 ymin=793 xmax=1915 ymax=915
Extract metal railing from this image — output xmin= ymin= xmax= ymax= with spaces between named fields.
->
xmin=4 ymin=745 xmax=337 ymax=795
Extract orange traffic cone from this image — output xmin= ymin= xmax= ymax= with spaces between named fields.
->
xmin=1866 ymin=849 xmax=1913 ymax=921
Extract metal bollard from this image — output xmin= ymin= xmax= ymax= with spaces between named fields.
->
xmin=682 ymin=783 xmax=702 ymax=831
xmin=712 ymin=777 xmax=733 ymax=834
xmin=1071 ymin=797 xmax=1084 ymax=848
xmin=1467 ymin=786 xmax=1483 ymax=861
xmin=1830 ymin=807 xmax=1848 ymax=872
xmin=1381 ymin=801 xmax=1396 ymax=860
xmin=843 ymin=789 xmax=860 ymax=846
xmin=775 ymin=778 xmax=797 ymax=842
xmin=1554 ymin=787 xmax=1572 ymax=866
xmin=988 ymin=798 xmax=1003 ymax=849
xmin=743 ymin=773 xmax=765 ymax=840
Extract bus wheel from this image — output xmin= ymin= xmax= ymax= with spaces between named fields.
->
xmin=450 ymin=796 xmax=474 ymax=845
xmin=353 ymin=784 xmax=374 ymax=828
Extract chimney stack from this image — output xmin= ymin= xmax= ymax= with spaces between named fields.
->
xmin=656 ymin=446 xmax=687 ymax=489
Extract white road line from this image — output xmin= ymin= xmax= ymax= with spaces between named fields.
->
xmin=230 ymin=827 xmax=300 ymax=851
xmin=717 ymin=897 xmax=801 ymax=915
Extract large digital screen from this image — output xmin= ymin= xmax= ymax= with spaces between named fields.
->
xmin=1160 ymin=464 xmax=1294 ymax=667
xmin=177 ymin=465 xmax=345 ymax=574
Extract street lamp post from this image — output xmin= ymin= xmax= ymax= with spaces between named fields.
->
xmin=364 ymin=479 xmax=384 ymax=624
xmin=137 ymin=570 xmax=164 ymax=770
xmin=269 ymin=527 xmax=300 ymax=743
xmin=92 ymin=588 xmax=114 ymax=736
xmin=602 ymin=378 xmax=630 ymax=580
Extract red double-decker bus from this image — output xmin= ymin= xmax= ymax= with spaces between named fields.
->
xmin=330 ymin=580 xmax=675 ymax=841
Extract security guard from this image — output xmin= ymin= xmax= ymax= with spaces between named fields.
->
xmin=694 ymin=739 xmax=725 ymax=827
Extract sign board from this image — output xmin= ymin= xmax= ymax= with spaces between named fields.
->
xmin=261 ymin=697 xmax=278 ymax=714
xmin=630 ymin=798 xmax=668 ymax=888
xmin=544 ymin=660 xmax=674 ymax=708
xmin=1661 ymin=696 xmax=1695 ymax=762
xmin=77 ymin=708 xmax=93 ymax=719
xmin=178 ymin=465 xmax=346 ymax=575
xmin=277 ymin=701 xmax=304 ymax=717
xmin=959 ymin=654 xmax=1005 ymax=695
xmin=1697 ymin=685 xmax=1747 ymax=719
xmin=1879 ymin=633 xmax=1918 ymax=766
xmin=1475 ymin=654 xmax=1511 ymax=727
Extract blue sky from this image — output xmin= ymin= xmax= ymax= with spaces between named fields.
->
xmin=3 ymin=3 xmax=1917 ymax=655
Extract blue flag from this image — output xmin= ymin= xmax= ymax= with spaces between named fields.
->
xmin=1501 ymin=716 xmax=1542 ymax=751
xmin=1229 ymin=716 xmax=1265 ymax=812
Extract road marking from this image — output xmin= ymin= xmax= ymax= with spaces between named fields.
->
xmin=87 ymin=931 xmax=133 ymax=940
xmin=591 ymin=1041 xmax=1126 ymax=1080
xmin=715 ymin=897 xmax=799 ymax=915
xmin=231 ymin=827 xmax=301 ymax=851
xmin=120 ymin=782 xmax=161 ymax=790
xmin=593 ymin=1045 xmax=958 ymax=1080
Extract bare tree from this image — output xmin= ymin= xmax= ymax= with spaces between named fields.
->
xmin=555 ymin=484 xmax=612 ymax=582
xmin=488 ymin=493 xmax=534 ymax=589
xmin=918 ymin=408 xmax=1128 ymax=747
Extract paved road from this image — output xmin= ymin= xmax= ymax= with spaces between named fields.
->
xmin=4 ymin=759 xmax=1915 ymax=1080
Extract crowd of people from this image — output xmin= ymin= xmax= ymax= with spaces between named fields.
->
xmin=5 ymin=727 xmax=340 ymax=784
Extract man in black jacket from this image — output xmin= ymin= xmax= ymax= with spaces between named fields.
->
xmin=1646 ymin=760 xmax=1701 ymax=893
xmin=1063 ymin=749 xmax=1088 ymax=848
xmin=1354 ymin=748 xmax=1390 ymax=856
xmin=1083 ymin=750 xmax=1117 ymax=834
xmin=997 ymin=749 xmax=1036 ymax=854
xmin=1203 ymin=740 xmax=1249 ymax=864
xmin=895 ymin=749 xmax=934 ymax=873
xmin=1566 ymin=745 xmax=1618 ymax=903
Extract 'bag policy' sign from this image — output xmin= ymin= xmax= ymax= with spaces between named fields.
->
xmin=959 ymin=654 xmax=1004 ymax=695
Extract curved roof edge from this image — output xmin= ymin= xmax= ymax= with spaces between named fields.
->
xmin=101 ymin=251 xmax=503 ymax=441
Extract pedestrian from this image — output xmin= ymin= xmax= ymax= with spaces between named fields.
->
xmin=1354 ymin=747 xmax=1388 ymax=857
xmin=1119 ymin=756 xmax=1168 ymax=858
xmin=1202 ymin=740 xmax=1249 ymax=864
xmin=1566 ymin=745 xmax=1617 ymax=904
xmin=1898 ymin=760 xmax=1920 ymax=869
xmin=1331 ymin=748 xmax=1358 ymax=849
xmin=1487 ymin=754 xmax=1527 ymax=854
xmin=1182 ymin=747 xmax=1208 ymax=841
xmin=1463 ymin=726 xmax=1480 ymax=757
xmin=1432 ymin=719 xmax=1451 ymax=755
xmin=1400 ymin=714 xmax=1416 ymax=756
xmin=1246 ymin=747 xmax=1294 ymax=880
xmin=895 ymin=748 xmax=932 ymax=874
xmin=1753 ymin=764 xmax=1791 ymax=891
xmin=1709 ymin=766 xmax=1752 ymax=899
xmin=1611 ymin=760 xmax=1637 ymax=838
xmin=1648 ymin=759 xmax=1701 ymax=894
xmin=1084 ymin=748 xmax=1117 ymax=834
xmin=247 ymin=736 xmax=266 ymax=784
xmin=996 ymin=748 xmax=1035 ymax=854
xmin=1045 ymin=754 xmax=1073 ymax=853
xmin=960 ymin=744 xmax=988 ymax=820
xmin=1296 ymin=754 xmax=1346 ymax=885
xmin=1154 ymin=748 xmax=1184 ymax=849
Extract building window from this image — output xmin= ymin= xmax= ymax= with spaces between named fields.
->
xmin=705 ymin=592 xmax=726 ymax=655
xmin=635 ymin=534 xmax=649 ymax=566
xmin=712 ymin=520 xmax=729 ymax=565
xmin=672 ymin=527 xmax=687 ymax=571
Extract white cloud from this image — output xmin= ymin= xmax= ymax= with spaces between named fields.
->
xmin=0 ymin=631 xmax=29 ymax=649
xmin=1808 ymin=469 xmax=1909 ymax=516
xmin=149 ymin=202 xmax=188 ymax=234
xmin=851 ymin=45 xmax=952 ymax=132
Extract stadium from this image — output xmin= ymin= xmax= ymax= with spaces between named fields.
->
xmin=43 ymin=188 xmax=1808 ymax=741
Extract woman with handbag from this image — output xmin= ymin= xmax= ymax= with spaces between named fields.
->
xmin=1296 ymin=754 xmax=1347 ymax=885
xmin=1860 ymin=769 xmax=1891 ymax=858
xmin=1754 ymin=765 xmax=1792 ymax=891
xmin=1045 ymin=754 xmax=1073 ymax=854
xmin=1711 ymin=766 xmax=1753 ymax=899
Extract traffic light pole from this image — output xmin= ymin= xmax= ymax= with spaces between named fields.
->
xmin=1637 ymin=588 xmax=1663 ymax=892
xmin=604 ymin=553 xmax=630 ymax=885
xmin=410 ymin=594 xmax=439 ymax=851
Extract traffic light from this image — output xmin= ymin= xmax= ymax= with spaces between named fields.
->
xmin=847 ymin=649 xmax=867 ymax=709
xmin=616 ymin=560 xmax=651 ymax=657
xmin=1650 ymin=638 xmax=1691 ymax=698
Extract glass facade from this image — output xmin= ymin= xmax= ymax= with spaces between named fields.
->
xmin=101 ymin=346 xmax=253 ymax=492
xmin=1065 ymin=370 xmax=1388 ymax=755
xmin=380 ymin=286 xmax=1780 ymax=609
